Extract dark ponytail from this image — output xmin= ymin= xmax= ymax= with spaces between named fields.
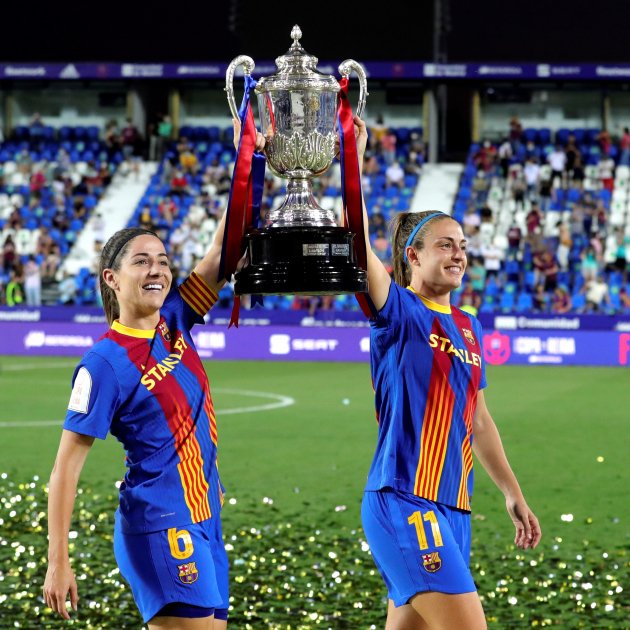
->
xmin=99 ymin=227 xmax=158 ymax=325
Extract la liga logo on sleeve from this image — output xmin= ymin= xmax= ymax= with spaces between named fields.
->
xmin=67 ymin=367 xmax=92 ymax=413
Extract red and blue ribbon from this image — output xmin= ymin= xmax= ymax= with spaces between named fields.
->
xmin=219 ymin=74 xmax=266 ymax=326
xmin=337 ymin=77 xmax=376 ymax=319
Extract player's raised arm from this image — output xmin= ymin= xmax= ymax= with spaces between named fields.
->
xmin=193 ymin=119 xmax=266 ymax=292
xmin=44 ymin=430 xmax=95 ymax=619
xmin=352 ymin=115 xmax=392 ymax=312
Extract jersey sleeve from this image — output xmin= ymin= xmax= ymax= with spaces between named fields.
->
xmin=163 ymin=271 xmax=219 ymax=330
xmin=63 ymin=353 xmax=121 ymax=440
xmin=370 ymin=279 xmax=402 ymax=330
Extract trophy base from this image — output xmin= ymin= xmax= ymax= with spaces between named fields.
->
xmin=234 ymin=226 xmax=368 ymax=296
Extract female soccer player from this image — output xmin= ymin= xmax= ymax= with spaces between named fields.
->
xmin=43 ymin=129 xmax=265 ymax=629
xmin=352 ymin=116 xmax=541 ymax=629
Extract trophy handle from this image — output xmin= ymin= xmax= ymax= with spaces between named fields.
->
xmin=338 ymin=59 xmax=368 ymax=118
xmin=225 ymin=55 xmax=256 ymax=120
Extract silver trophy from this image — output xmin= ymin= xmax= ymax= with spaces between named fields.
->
xmin=225 ymin=24 xmax=368 ymax=296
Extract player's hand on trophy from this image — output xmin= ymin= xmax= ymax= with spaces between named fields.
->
xmin=334 ymin=115 xmax=368 ymax=162
xmin=232 ymin=118 xmax=266 ymax=152
xmin=353 ymin=115 xmax=368 ymax=161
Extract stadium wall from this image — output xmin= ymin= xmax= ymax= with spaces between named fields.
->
xmin=0 ymin=308 xmax=628 ymax=367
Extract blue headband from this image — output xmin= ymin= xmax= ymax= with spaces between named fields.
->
xmin=403 ymin=212 xmax=445 ymax=262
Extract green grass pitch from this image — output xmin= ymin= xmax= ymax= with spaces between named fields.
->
xmin=0 ymin=356 xmax=627 ymax=628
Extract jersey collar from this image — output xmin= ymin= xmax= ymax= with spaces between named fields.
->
xmin=406 ymin=286 xmax=452 ymax=314
xmin=111 ymin=320 xmax=156 ymax=339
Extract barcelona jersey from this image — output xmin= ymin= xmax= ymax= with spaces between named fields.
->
xmin=366 ymin=282 xmax=487 ymax=512
xmin=64 ymin=272 xmax=222 ymax=534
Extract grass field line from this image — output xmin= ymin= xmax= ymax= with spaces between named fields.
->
xmin=0 ymin=388 xmax=295 ymax=428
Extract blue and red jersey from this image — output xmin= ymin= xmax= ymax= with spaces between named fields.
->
xmin=64 ymin=272 xmax=222 ymax=534
xmin=366 ymin=281 xmax=487 ymax=512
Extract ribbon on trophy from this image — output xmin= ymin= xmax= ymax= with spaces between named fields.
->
xmin=218 ymin=74 xmax=266 ymax=327
xmin=337 ymin=77 xmax=377 ymax=319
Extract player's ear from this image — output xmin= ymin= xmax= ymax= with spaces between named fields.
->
xmin=102 ymin=268 xmax=119 ymax=291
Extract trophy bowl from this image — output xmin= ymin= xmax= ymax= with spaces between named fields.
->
xmin=225 ymin=25 xmax=368 ymax=296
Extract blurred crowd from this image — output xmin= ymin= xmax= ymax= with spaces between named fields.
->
xmin=451 ymin=117 xmax=630 ymax=315
xmin=3 ymin=111 xmax=628 ymax=316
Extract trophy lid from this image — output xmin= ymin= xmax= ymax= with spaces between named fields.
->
xmin=255 ymin=25 xmax=340 ymax=93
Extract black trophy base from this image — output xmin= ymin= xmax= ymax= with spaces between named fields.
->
xmin=234 ymin=226 xmax=368 ymax=296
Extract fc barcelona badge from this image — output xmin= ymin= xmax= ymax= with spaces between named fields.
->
xmin=462 ymin=328 xmax=476 ymax=345
xmin=178 ymin=561 xmax=199 ymax=584
xmin=422 ymin=552 xmax=442 ymax=573
xmin=158 ymin=321 xmax=171 ymax=341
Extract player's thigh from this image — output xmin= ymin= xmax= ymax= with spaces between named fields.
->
xmin=148 ymin=616 xmax=215 ymax=630
xmin=408 ymin=590 xmax=486 ymax=630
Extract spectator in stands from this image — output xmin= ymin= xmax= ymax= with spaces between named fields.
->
xmin=458 ymin=280 xmax=481 ymax=314
xmin=362 ymin=152 xmax=381 ymax=176
xmin=498 ymin=138 xmax=512 ymax=178
xmin=611 ymin=227 xmax=629 ymax=281
xmin=564 ymin=134 xmax=580 ymax=175
xmin=104 ymin=120 xmax=121 ymax=160
xmin=583 ymin=274 xmax=610 ymax=312
xmin=619 ymin=285 xmax=630 ymax=311
xmin=372 ymin=228 xmax=393 ymax=272
xmin=369 ymin=211 xmax=387 ymax=237
xmin=57 ymin=270 xmax=77 ymax=305
xmin=507 ymin=221 xmax=523 ymax=254
xmin=467 ymin=255 xmax=487 ymax=294
xmin=29 ymin=112 xmax=45 ymax=142
xmin=121 ymin=118 xmax=141 ymax=159
xmin=551 ymin=285 xmax=572 ymax=314
xmin=472 ymin=170 xmax=490 ymax=205
xmin=532 ymin=282 xmax=549 ymax=312
xmin=580 ymin=245 xmax=599 ymax=282
xmin=369 ymin=113 xmax=388 ymax=150
xmin=157 ymin=196 xmax=178 ymax=227
xmin=380 ymin=128 xmax=397 ymax=166
xmin=179 ymin=146 xmax=199 ymax=176
xmin=30 ymin=166 xmax=47 ymax=193
xmin=538 ymin=168 xmax=554 ymax=211
xmin=2 ymin=234 xmax=17 ymax=273
xmin=405 ymin=150 xmax=423 ymax=177
xmin=569 ymin=154 xmax=585 ymax=188
xmin=139 ymin=204 xmax=154 ymax=230
xmin=36 ymin=226 xmax=54 ymax=256
xmin=473 ymin=140 xmax=497 ymax=174
xmin=596 ymin=129 xmax=612 ymax=156
xmin=525 ymin=203 xmax=544 ymax=240
xmin=547 ymin=145 xmax=567 ymax=187
xmin=619 ymin=127 xmax=630 ymax=166
xmin=536 ymin=249 xmax=559 ymax=292
xmin=597 ymin=152 xmax=615 ymax=193
xmin=5 ymin=269 xmax=24 ymax=306
xmin=508 ymin=116 xmax=523 ymax=151
xmin=157 ymin=114 xmax=173 ymax=157
xmin=385 ymin=159 xmax=405 ymax=189
xmin=480 ymin=240 xmax=502 ymax=279
xmin=523 ymin=158 xmax=540 ymax=200
xmin=41 ymin=244 xmax=61 ymax=282
xmin=23 ymin=254 xmax=42 ymax=306
xmin=462 ymin=207 xmax=481 ymax=235
xmin=556 ymin=220 xmax=573 ymax=271
xmin=169 ymin=169 xmax=190 ymax=197
xmin=511 ymin=173 xmax=526 ymax=211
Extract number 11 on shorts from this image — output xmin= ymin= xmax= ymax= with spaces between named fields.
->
xmin=407 ymin=510 xmax=444 ymax=550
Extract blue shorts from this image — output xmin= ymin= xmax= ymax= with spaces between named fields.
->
xmin=361 ymin=489 xmax=476 ymax=607
xmin=114 ymin=512 xmax=229 ymax=623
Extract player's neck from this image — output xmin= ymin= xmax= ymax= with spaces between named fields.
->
xmin=117 ymin=309 xmax=160 ymax=331
xmin=408 ymin=282 xmax=451 ymax=307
